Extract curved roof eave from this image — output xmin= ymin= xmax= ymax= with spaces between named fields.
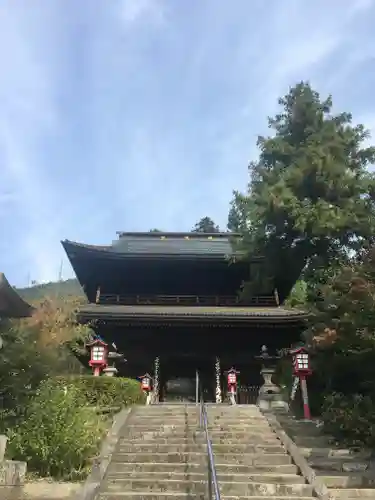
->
xmin=0 ymin=273 xmax=34 ymax=318
xmin=61 ymin=239 xmax=242 ymax=260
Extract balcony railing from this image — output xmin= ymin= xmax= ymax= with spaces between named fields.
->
xmin=97 ymin=294 xmax=277 ymax=307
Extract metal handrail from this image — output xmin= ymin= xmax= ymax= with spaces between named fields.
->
xmin=199 ymin=391 xmax=221 ymax=500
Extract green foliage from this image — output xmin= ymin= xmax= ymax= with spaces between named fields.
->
xmin=192 ymin=216 xmax=220 ymax=233
xmin=7 ymin=380 xmax=106 ymax=480
xmin=0 ymin=298 xmax=91 ymax=433
xmin=307 ymin=249 xmax=375 ymax=398
xmin=229 ymin=81 xmax=375 ymax=301
xmin=6 ymin=376 xmax=144 ymax=479
xmin=52 ymin=375 xmax=146 ymax=408
xmin=321 ymin=392 xmax=375 ymax=448
xmin=285 ymin=280 xmax=307 ymax=308
xmin=0 ymin=323 xmax=53 ymax=432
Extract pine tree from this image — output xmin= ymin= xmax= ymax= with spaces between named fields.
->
xmin=229 ymin=82 xmax=375 ymax=301
xmin=192 ymin=217 xmax=220 ymax=233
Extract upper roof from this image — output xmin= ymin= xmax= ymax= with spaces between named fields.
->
xmin=62 ymin=232 xmax=250 ymax=260
xmin=0 ymin=273 xmax=34 ymax=318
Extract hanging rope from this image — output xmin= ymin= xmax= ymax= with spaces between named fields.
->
xmin=215 ymin=357 xmax=222 ymax=403
xmin=290 ymin=376 xmax=300 ymax=401
xmin=153 ymin=356 xmax=160 ymax=403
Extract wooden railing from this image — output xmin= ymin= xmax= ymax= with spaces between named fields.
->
xmin=98 ymin=294 xmax=277 ymax=307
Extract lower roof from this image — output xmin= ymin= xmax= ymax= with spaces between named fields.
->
xmin=0 ymin=273 xmax=34 ymax=318
xmin=77 ymin=304 xmax=307 ymax=324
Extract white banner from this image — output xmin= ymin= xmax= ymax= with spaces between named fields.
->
xmin=290 ymin=376 xmax=300 ymax=401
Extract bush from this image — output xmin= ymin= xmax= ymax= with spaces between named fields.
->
xmin=7 ymin=380 xmax=106 ymax=479
xmin=6 ymin=375 xmax=145 ymax=479
xmin=53 ymin=375 xmax=146 ymax=408
xmin=321 ymin=392 xmax=375 ymax=448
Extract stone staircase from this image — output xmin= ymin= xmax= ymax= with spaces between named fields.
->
xmin=96 ymin=403 xmax=316 ymax=500
xmin=206 ymin=405 xmax=314 ymax=499
xmin=97 ymin=404 xmax=206 ymax=499
xmin=276 ymin=413 xmax=375 ymax=500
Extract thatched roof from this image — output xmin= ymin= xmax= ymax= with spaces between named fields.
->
xmin=0 ymin=273 xmax=34 ymax=318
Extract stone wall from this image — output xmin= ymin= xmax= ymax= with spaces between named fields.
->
xmin=0 ymin=434 xmax=27 ymax=486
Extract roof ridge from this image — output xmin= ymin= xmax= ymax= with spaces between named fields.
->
xmin=116 ymin=231 xmax=240 ymax=239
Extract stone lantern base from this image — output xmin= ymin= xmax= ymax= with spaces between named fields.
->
xmin=257 ymin=367 xmax=289 ymax=413
xmin=102 ymin=366 xmax=118 ymax=377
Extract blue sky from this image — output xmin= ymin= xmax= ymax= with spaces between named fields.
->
xmin=1 ymin=0 xmax=375 ymax=287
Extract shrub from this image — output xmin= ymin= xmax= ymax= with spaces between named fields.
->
xmin=321 ymin=392 xmax=375 ymax=448
xmin=7 ymin=380 xmax=106 ymax=479
xmin=53 ymin=375 xmax=146 ymax=408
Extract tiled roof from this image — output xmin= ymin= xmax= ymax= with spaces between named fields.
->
xmin=78 ymin=304 xmax=307 ymax=322
xmin=62 ymin=232 xmax=247 ymax=259
xmin=112 ymin=234 xmax=236 ymax=256
xmin=0 ymin=273 xmax=34 ymax=318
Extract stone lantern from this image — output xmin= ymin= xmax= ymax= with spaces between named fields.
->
xmin=102 ymin=350 xmax=126 ymax=377
xmin=255 ymin=345 xmax=288 ymax=412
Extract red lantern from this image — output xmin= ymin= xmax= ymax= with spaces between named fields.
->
xmin=291 ymin=346 xmax=312 ymax=377
xmin=290 ymin=346 xmax=312 ymax=420
xmin=139 ymin=373 xmax=153 ymax=393
xmin=226 ymin=367 xmax=239 ymax=392
xmin=87 ymin=339 xmax=108 ymax=376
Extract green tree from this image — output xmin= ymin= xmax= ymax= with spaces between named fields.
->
xmin=228 ymin=82 xmax=375 ymax=301
xmin=192 ymin=217 xmax=220 ymax=233
xmin=285 ymin=280 xmax=307 ymax=308
xmin=308 ymin=248 xmax=375 ymax=395
xmin=0 ymin=297 xmax=89 ymax=432
xmin=307 ymin=248 xmax=375 ymax=441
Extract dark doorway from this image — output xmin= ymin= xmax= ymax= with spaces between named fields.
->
xmin=159 ymin=355 xmax=216 ymax=402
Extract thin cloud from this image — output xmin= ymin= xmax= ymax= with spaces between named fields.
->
xmin=119 ymin=0 xmax=165 ymax=25
xmin=0 ymin=0 xmax=375 ymax=286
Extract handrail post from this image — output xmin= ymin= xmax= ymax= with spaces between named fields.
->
xmin=196 ymin=370 xmax=199 ymax=405
xmin=199 ymin=388 xmax=221 ymax=500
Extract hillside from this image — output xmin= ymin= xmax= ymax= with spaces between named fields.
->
xmin=17 ymin=278 xmax=84 ymax=302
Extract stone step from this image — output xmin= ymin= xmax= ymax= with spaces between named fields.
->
xmin=103 ymin=479 xmax=313 ymax=497
xmin=137 ymin=408 xmax=262 ymax=414
xmin=107 ymin=461 xmax=299 ymax=475
xmin=301 ymin=447 xmax=364 ymax=458
xmin=280 ymin=426 xmax=324 ymax=437
xmin=134 ymin=415 xmax=200 ymax=420
xmin=120 ymin=436 xmax=204 ymax=444
xmin=213 ymin=443 xmax=285 ymax=453
xmin=319 ymin=473 xmax=375 ymax=488
xmin=103 ymin=478 xmax=206 ymax=494
xmin=209 ymin=416 xmax=268 ymax=420
xmin=330 ymin=489 xmax=375 ymax=499
xmin=126 ymin=429 xmax=275 ymax=439
xmin=210 ymin=436 xmax=280 ymax=444
xmin=116 ymin=443 xmax=286 ymax=454
xmin=291 ymin=436 xmax=332 ymax=447
xmin=129 ymin=420 xmax=200 ymax=427
xmin=131 ymin=419 xmax=269 ymax=427
xmin=217 ymin=472 xmax=305 ymax=484
xmin=209 ymin=423 xmax=271 ymax=429
xmin=308 ymin=458 xmax=370 ymax=473
xmin=208 ymin=429 xmax=275 ymax=436
xmin=120 ymin=435 xmax=280 ymax=445
xmin=127 ymin=425 xmax=199 ymax=433
xmin=99 ymin=494 xmax=314 ymax=500
xmin=107 ymin=470 xmax=305 ymax=484
xmin=111 ymin=451 xmax=291 ymax=465
xmin=126 ymin=426 xmax=272 ymax=436
xmin=207 ymin=426 xmax=272 ymax=432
